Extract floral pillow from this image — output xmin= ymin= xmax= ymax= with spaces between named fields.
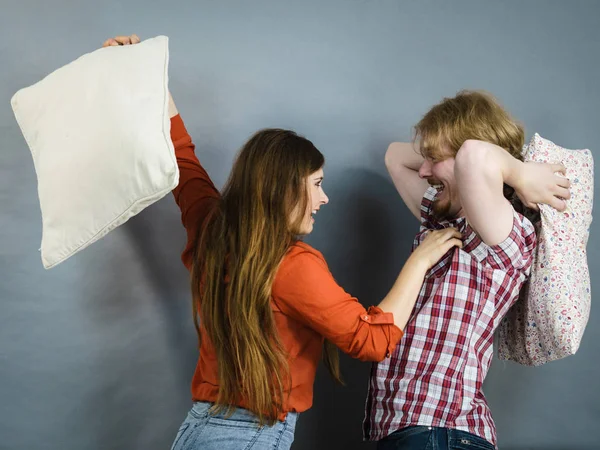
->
xmin=498 ymin=133 xmax=594 ymax=365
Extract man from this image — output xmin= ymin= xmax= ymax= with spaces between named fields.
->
xmin=364 ymin=91 xmax=570 ymax=449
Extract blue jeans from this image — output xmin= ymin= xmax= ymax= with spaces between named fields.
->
xmin=377 ymin=426 xmax=496 ymax=450
xmin=171 ymin=402 xmax=298 ymax=450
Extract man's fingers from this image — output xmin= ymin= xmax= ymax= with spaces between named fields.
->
xmin=557 ymin=176 xmax=571 ymax=189
xmin=552 ymin=163 xmax=567 ymax=175
xmin=555 ymin=186 xmax=571 ymax=200
xmin=550 ymin=197 xmax=567 ymax=212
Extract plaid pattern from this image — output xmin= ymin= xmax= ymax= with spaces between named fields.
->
xmin=364 ymin=186 xmax=536 ymax=447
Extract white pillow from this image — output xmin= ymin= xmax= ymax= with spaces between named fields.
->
xmin=11 ymin=35 xmax=178 ymax=269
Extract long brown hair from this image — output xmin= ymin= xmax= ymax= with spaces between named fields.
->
xmin=191 ymin=129 xmax=341 ymax=424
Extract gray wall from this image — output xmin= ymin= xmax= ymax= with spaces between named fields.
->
xmin=1 ymin=1 xmax=599 ymax=449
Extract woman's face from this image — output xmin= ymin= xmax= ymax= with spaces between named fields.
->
xmin=294 ymin=168 xmax=329 ymax=235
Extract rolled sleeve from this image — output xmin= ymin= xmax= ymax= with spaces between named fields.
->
xmin=486 ymin=209 xmax=537 ymax=273
xmin=359 ymin=306 xmax=402 ymax=359
xmin=273 ymin=248 xmax=403 ymax=362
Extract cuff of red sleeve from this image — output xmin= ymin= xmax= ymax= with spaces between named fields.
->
xmin=362 ymin=306 xmax=394 ymax=324
xmin=170 ymin=114 xmax=189 ymax=142
xmin=361 ymin=306 xmax=404 ymax=358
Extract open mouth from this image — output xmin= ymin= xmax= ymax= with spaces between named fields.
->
xmin=428 ymin=178 xmax=444 ymax=191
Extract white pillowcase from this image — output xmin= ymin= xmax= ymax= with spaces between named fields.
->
xmin=11 ymin=35 xmax=178 ymax=269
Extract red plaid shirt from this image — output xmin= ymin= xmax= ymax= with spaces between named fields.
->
xmin=364 ymin=186 xmax=536 ymax=447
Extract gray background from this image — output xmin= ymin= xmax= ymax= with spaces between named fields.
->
xmin=1 ymin=1 xmax=598 ymax=449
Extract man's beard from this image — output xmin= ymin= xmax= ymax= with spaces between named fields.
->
xmin=430 ymin=181 xmax=453 ymax=220
xmin=432 ymin=195 xmax=452 ymax=220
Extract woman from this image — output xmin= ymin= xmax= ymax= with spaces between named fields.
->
xmin=103 ymin=35 xmax=463 ymax=449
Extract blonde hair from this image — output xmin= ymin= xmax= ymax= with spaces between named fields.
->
xmin=414 ymin=90 xmax=537 ymax=217
xmin=414 ymin=90 xmax=524 ymax=162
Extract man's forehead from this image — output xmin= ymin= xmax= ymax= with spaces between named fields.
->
xmin=424 ymin=145 xmax=453 ymax=161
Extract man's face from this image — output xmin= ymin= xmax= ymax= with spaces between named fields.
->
xmin=418 ymin=149 xmax=463 ymax=220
